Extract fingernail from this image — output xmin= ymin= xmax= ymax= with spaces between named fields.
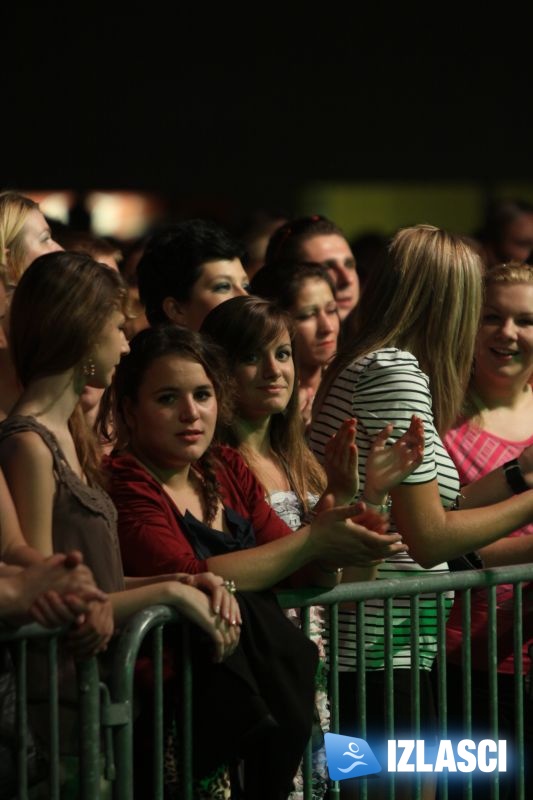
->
xmin=214 ymin=606 xmax=220 ymax=614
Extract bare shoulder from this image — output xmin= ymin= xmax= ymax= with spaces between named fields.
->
xmin=0 ymin=429 xmax=54 ymax=470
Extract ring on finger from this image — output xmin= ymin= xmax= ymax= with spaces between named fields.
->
xmin=222 ymin=579 xmax=237 ymax=595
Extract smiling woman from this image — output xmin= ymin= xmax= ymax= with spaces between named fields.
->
xmin=443 ymin=261 xmax=533 ymax=798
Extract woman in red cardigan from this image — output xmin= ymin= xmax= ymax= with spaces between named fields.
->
xmin=105 ymin=324 xmax=409 ymax=799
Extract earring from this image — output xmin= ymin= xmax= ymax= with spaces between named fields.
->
xmin=83 ymin=357 xmax=96 ymax=377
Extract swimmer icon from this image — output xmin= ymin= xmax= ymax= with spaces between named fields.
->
xmin=338 ymin=741 xmax=368 ymax=773
xmin=325 ymin=733 xmax=382 ymax=781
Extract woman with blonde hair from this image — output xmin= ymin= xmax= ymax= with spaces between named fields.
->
xmin=0 ymin=191 xmax=62 ymax=286
xmin=444 ymin=261 xmax=533 ymax=799
xmin=310 ymin=225 xmax=533 ymax=799
xmin=0 ymin=192 xmax=63 ymax=421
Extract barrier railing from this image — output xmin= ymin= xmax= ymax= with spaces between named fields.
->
xmin=2 ymin=563 xmax=532 ymax=799
xmin=0 ymin=622 xmax=101 ymax=800
xmin=278 ymin=563 xmax=533 ymax=800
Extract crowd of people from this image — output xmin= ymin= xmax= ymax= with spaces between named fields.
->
xmin=0 ymin=190 xmax=532 ymax=799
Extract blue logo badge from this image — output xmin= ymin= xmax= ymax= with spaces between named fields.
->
xmin=325 ymin=733 xmax=382 ymax=780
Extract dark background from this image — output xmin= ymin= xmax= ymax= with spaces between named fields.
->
xmin=4 ymin=5 xmax=533 ymax=213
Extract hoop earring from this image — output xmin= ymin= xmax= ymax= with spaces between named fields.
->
xmin=83 ymin=357 xmax=96 ymax=377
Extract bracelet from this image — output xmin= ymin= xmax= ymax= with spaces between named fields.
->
xmin=317 ymin=563 xmax=343 ymax=576
xmin=502 ymin=458 xmax=529 ymax=494
xmin=361 ymin=495 xmax=391 ymax=515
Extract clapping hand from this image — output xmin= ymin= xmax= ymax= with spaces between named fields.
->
xmin=364 ymin=415 xmax=424 ymax=504
xmin=323 ymin=418 xmax=359 ymax=505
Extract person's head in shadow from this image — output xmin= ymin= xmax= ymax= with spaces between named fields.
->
xmin=137 ymin=219 xmax=249 ymax=331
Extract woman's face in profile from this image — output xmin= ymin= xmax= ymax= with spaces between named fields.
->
xmin=17 ymin=209 xmax=62 ymax=275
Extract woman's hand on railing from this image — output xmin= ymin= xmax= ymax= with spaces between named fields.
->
xmin=172 ymin=582 xmax=241 ymax=663
xmin=364 ymin=415 xmax=424 ymax=503
xmin=4 ymin=553 xmax=106 ymax=628
xmin=65 ymin=597 xmax=115 ymax=658
xmin=177 ymin=571 xmax=242 ymax=626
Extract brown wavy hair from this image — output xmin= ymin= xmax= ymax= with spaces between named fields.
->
xmin=200 ymin=296 xmax=326 ymax=511
xmin=111 ymin=325 xmax=235 ymax=525
xmin=9 ymin=251 xmax=128 ymax=485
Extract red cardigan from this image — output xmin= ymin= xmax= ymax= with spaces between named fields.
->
xmin=106 ymin=446 xmax=293 ymax=577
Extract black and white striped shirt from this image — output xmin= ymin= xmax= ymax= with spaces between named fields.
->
xmin=309 ymin=348 xmax=458 ymax=671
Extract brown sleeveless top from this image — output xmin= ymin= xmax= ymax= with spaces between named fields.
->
xmin=0 ymin=415 xmax=124 ymax=593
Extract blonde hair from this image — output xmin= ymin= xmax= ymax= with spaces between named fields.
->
xmin=315 ymin=224 xmax=483 ymax=434
xmin=0 ymin=192 xmax=39 ymax=285
xmin=483 ymin=260 xmax=533 ymax=288
xmin=463 ymin=261 xmax=533 ymax=421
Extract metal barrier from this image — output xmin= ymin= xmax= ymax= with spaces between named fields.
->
xmin=0 ymin=622 xmax=101 ymax=800
xmin=105 ymin=604 xmax=190 ymax=800
xmin=278 ymin=563 xmax=533 ymax=800
xmin=2 ymin=564 xmax=532 ymax=799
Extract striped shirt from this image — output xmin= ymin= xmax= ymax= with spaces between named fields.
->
xmin=309 ymin=348 xmax=458 ymax=671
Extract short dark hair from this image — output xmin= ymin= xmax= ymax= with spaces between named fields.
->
xmin=264 ymin=215 xmax=346 ymax=265
xmin=136 ymin=219 xmax=244 ymax=325
xmin=250 ymin=260 xmax=336 ymax=309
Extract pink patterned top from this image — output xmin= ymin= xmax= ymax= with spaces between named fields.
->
xmin=444 ymin=420 xmax=533 ymax=673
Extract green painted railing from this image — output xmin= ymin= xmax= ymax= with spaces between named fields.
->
xmin=0 ymin=622 xmax=101 ymax=800
xmin=1 ymin=563 xmax=532 ymax=798
xmin=277 ymin=564 xmax=533 ymax=800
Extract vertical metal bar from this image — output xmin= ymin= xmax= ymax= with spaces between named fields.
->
xmin=15 ymin=639 xmax=29 ymax=799
xmin=77 ymin=658 xmax=101 ymax=800
xmin=513 ymin=583 xmax=525 ymax=800
xmin=329 ymin=603 xmax=340 ymax=733
xmin=328 ymin=603 xmax=340 ymax=800
xmin=487 ymin=585 xmax=499 ymax=800
xmin=462 ymin=588 xmax=473 ymax=800
xmin=355 ymin=600 xmax=367 ymax=800
xmin=384 ymin=597 xmax=395 ymax=800
xmin=410 ymin=595 xmax=421 ymax=800
xmin=181 ymin=623 xmax=193 ymax=800
xmin=48 ymin=637 xmax=60 ymax=800
xmin=301 ymin=606 xmax=313 ymax=800
xmin=152 ymin=625 xmax=164 ymax=799
xmin=436 ymin=592 xmax=448 ymax=800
